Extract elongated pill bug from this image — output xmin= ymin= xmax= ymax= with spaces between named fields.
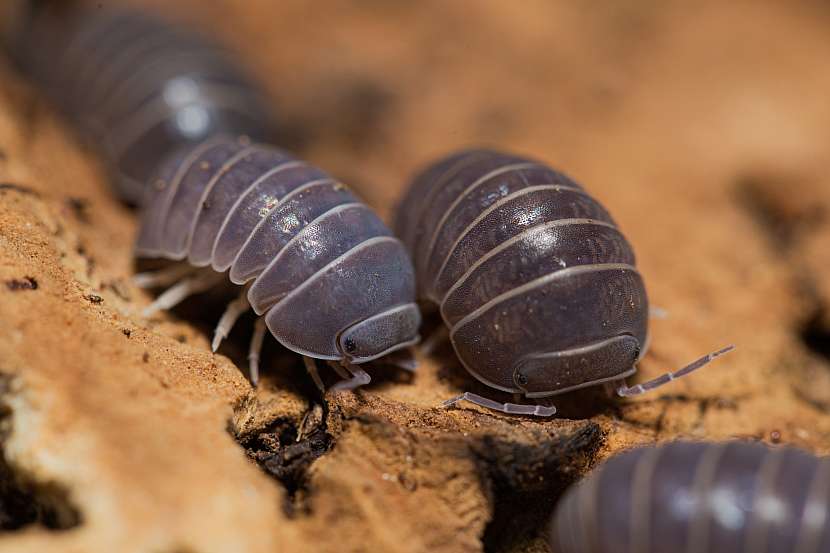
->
xmin=135 ymin=135 xmax=421 ymax=388
xmin=15 ymin=3 xmax=274 ymax=204
xmin=395 ymin=149 xmax=733 ymax=416
xmin=550 ymin=440 xmax=830 ymax=553
xmin=12 ymin=3 xmax=420 ymax=389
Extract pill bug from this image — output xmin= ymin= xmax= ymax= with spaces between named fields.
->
xmin=14 ymin=3 xmax=273 ymax=204
xmin=550 ymin=440 xmax=830 ymax=553
xmin=395 ymin=149 xmax=732 ymax=416
xmin=136 ymin=135 xmax=421 ymax=387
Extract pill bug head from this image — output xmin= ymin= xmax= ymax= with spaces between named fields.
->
xmin=512 ymin=334 xmax=643 ymax=397
xmin=337 ymin=303 xmax=422 ymax=364
xmin=324 ymin=234 xmax=422 ymax=365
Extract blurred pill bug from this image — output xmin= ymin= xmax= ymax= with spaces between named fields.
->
xmin=16 ymin=4 xmax=274 ymax=204
xmin=550 ymin=440 xmax=830 ymax=553
xmin=396 ymin=149 xmax=732 ymax=416
xmin=136 ymin=135 xmax=421 ymax=387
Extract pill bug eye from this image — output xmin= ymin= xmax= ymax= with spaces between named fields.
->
xmin=344 ymin=338 xmax=357 ymax=353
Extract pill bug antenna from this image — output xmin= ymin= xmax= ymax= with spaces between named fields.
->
xmin=616 ymin=345 xmax=735 ymax=397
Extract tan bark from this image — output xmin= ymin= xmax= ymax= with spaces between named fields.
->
xmin=1 ymin=1 xmax=829 ymax=551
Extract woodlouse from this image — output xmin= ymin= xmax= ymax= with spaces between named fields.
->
xmin=395 ymin=149 xmax=732 ymax=416
xmin=550 ymin=440 xmax=830 ymax=553
xmin=136 ymin=135 xmax=421 ymax=386
xmin=16 ymin=4 xmax=273 ymax=204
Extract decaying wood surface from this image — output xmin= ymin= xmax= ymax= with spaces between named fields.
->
xmin=1 ymin=1 xmax=830 ymax=552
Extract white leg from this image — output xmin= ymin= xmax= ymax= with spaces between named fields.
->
xmin=385 ymin=356 xmax=418 ymax=373
xmin=133 ymin=263 xmax=196 ymax=288
xmin=326 ymin=361 xmax=351 ymax=380
xmin=141 ymin=270 xmax=223 ymax=317
xmin=331 ymin=365 xmax=371 ymax=392
xmin=617 ymin=345 xmax=735 ymax=397
xmin=247 ymin=318 xmax=267 ymax=386
xmin=211 ymin=288 xmax=250 ymax=352
xmin=375 ymin=349 xmax=418 ymax=372
xmin=441 ymin=392 xmax=557 ymax=417
xmin=304 ymin=356 xmax=325 ymax=392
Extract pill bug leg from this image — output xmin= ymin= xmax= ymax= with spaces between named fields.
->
xmin=301 ymin=360 xmax=373 ymax=393
xmin=211 ymin=286 xmax=250 ymax=351
xmin=440 ymin=392 xmax=557 ymax=417
xmin=616 ymin=344 xmax=735 ymax=397
xmin=141 ymin=270 xmax=224 ymax=317
xmin=247 ymin=318 xmax=267 ymax=385
xmin=373 ymin=348 xmax=418 ymax=373
xmin=330 ymin=364 xmax=371 ymax=392
xmin=303 ymin=356 xmax=325 ymax=392
xmin=133 ymin=263 xmax=196 ymax=288
xmin=327 ymin=361 xmax=351 ymax=380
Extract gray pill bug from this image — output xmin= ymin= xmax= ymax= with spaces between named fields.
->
xmin=395 ymin=149 xmax=733 ymax=416
xmin=550 ymin=440 xmax=830 ymax=553
xmin=135 ymin=135 xmax=421 ymax=388
xmin=16 ymin=4 xmax=273 ymax=204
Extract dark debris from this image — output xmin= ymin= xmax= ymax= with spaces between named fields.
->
xmin=800 ymin=307 xmax=830 ymax=362
xmin=477 ymin=422 xmax=602 ymax=553
xmin=236 ymin=410 xmax=333 ymax=517
xmin=5 ymin=277 xmax=37 ymax=291
xmin=0 ymin=374 xmax=82 ymax=531
xmin=65 ymin=197 xmax=91 ymax=223
xmin=0 ymin=183 xmax=38 ymax=197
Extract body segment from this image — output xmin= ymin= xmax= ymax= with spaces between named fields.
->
xmin=139 ymin=136 xmax=420 ymax=369
xmin=16 ymin=5 xmax=273 ymax=203
xmin=550 ymin=440 xmax=830 ymax=553
xmin=395 ymin=149 xmax=648 ymax=397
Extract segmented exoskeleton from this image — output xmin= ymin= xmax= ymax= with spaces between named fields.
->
xmin=137 ymin=136 xmax=421 ymax=386
xmin=550 ymin=440 xmax=830 ymax=553
xmin=16 ymin=3 xmax=273 ymax=204
xmin=14 ymin=4 xmax=420 ymax=387
xmin=396 ymin=149 xmax=732 ymax=416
